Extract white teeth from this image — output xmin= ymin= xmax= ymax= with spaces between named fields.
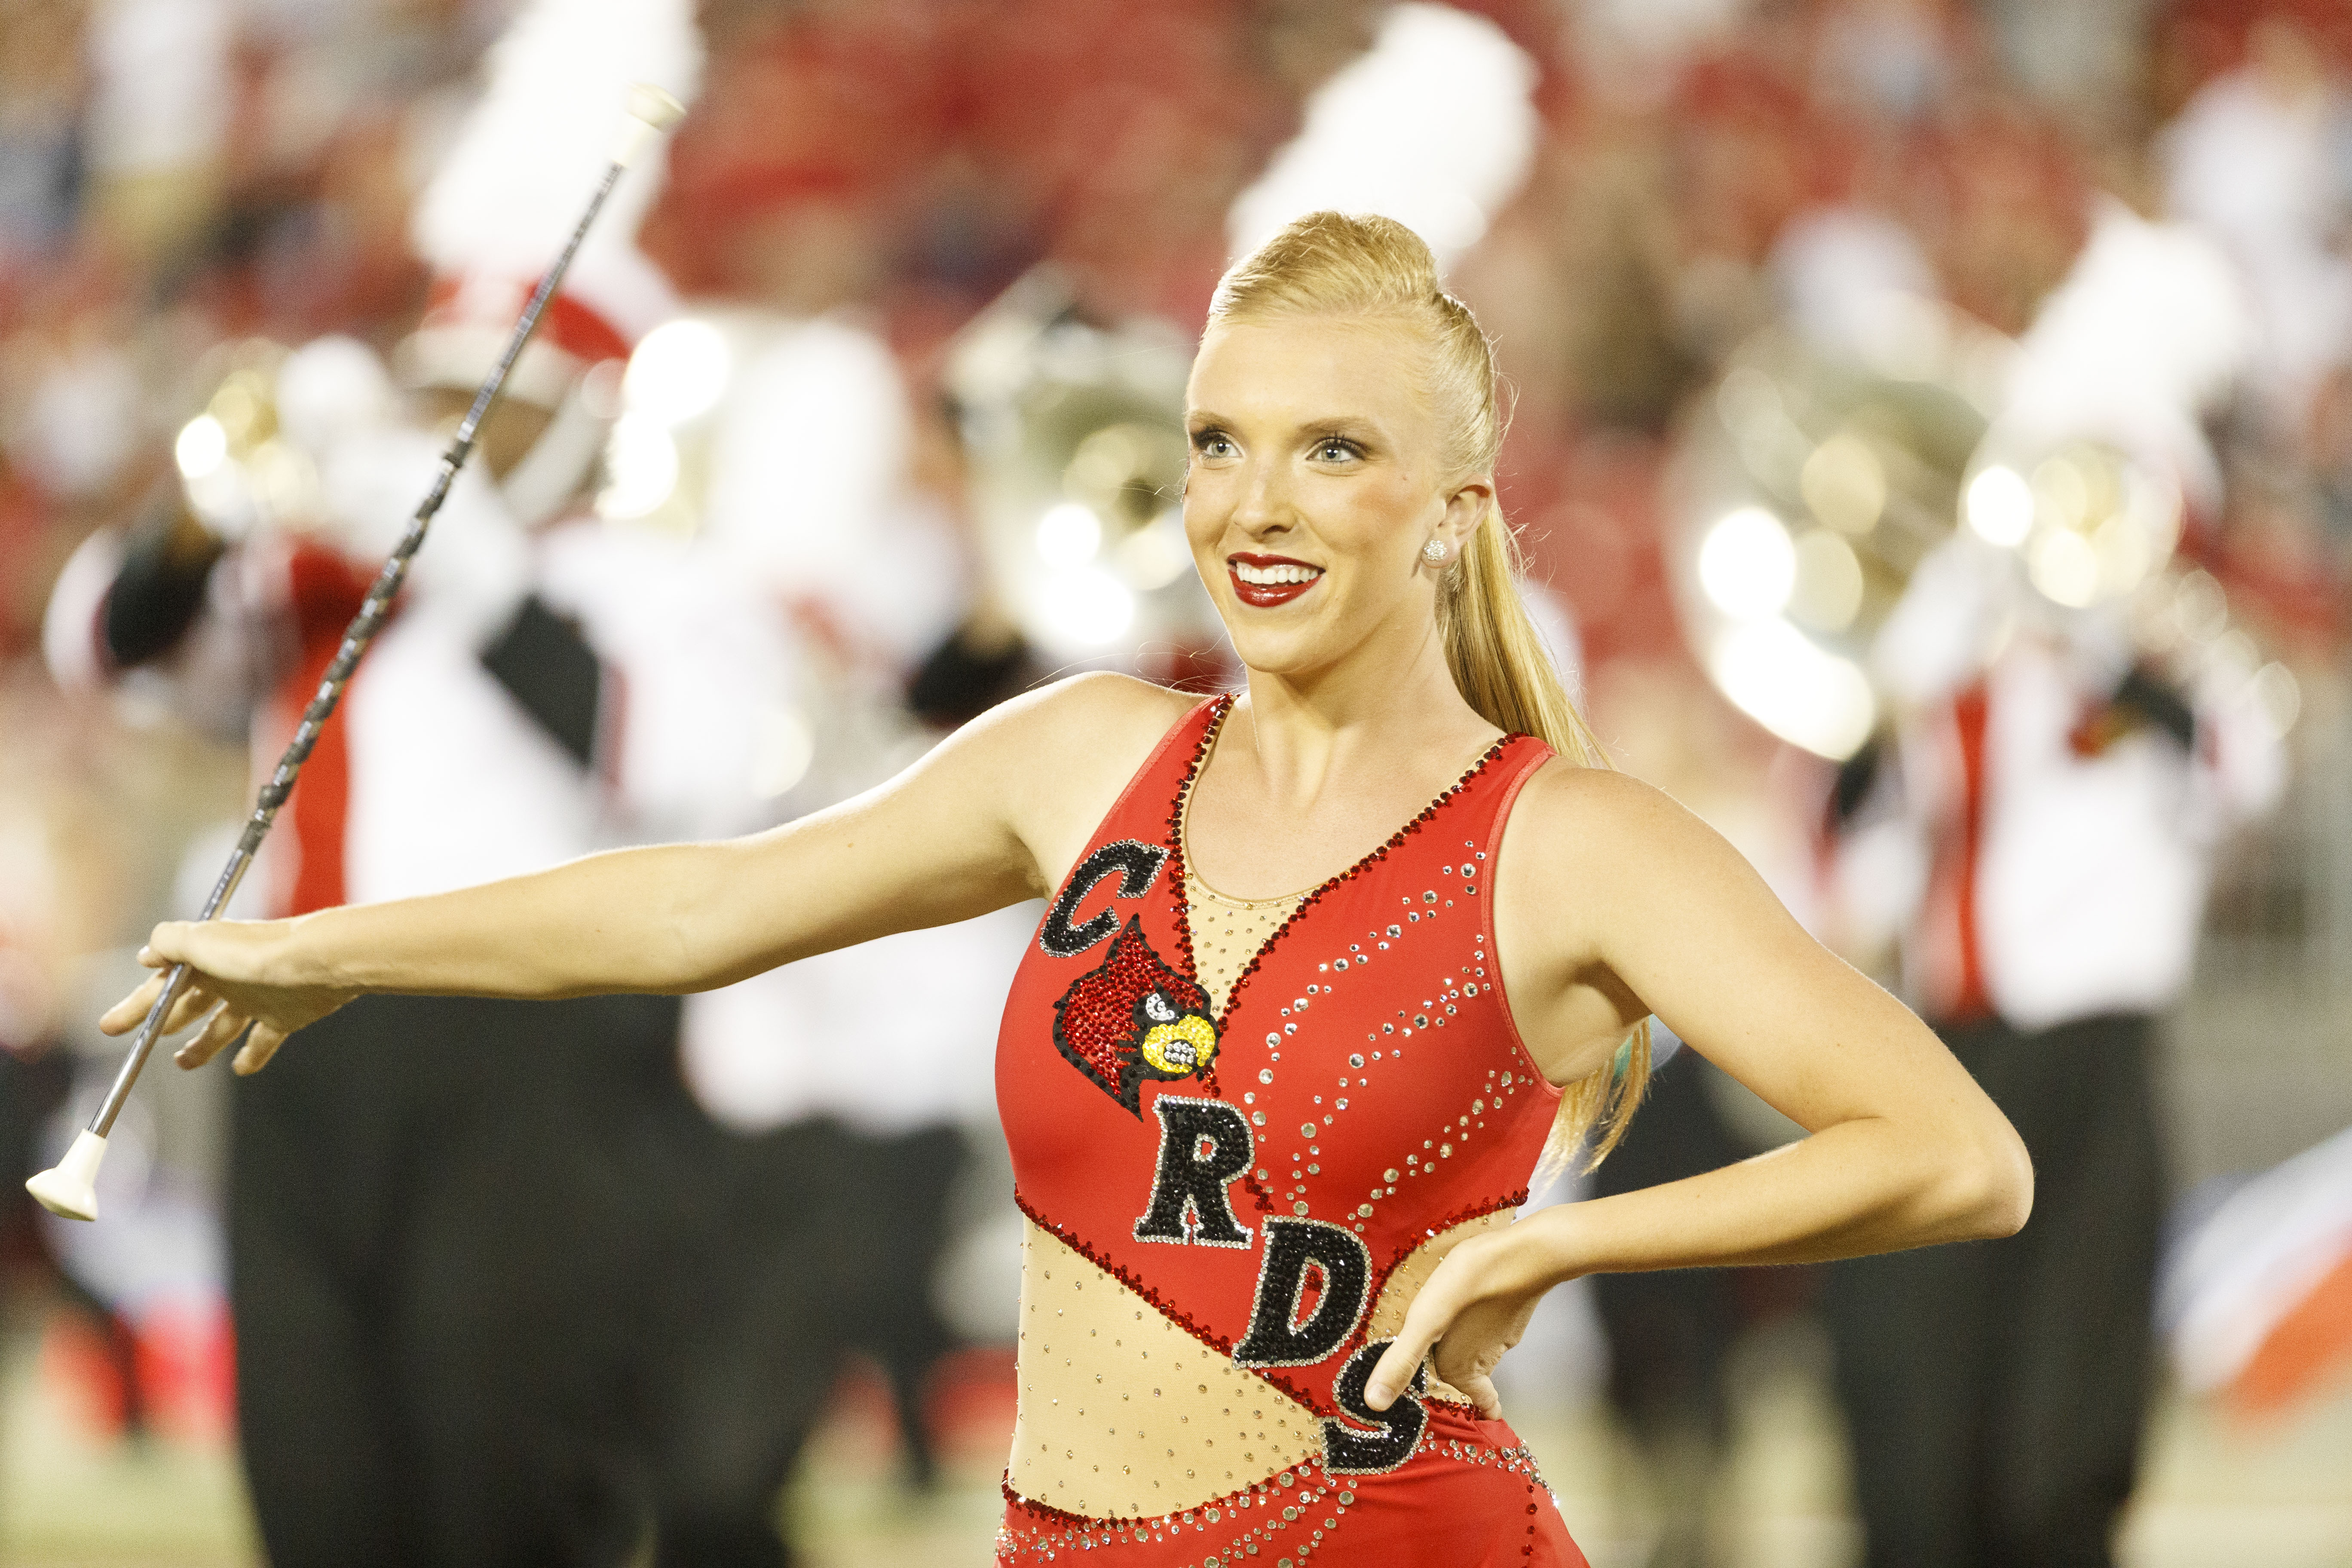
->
xmin=1233 ymin=560 xmax=1323 ymax=586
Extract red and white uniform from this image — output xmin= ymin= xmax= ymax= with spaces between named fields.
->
xmin=1840 ymin=542 xmax=2282 ymax=1028
xmin=676 ymin=306 xmax=999 ymax=1136
xmin=44 ymin=424 xmax=790 ymax=920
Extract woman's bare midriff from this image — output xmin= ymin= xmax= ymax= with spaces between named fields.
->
xmin=1005 ymin=1208 xmax=1515 ymax=1516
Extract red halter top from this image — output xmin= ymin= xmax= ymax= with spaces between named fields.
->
xmin=996 ymin=694 xmax=1564 ymax=1476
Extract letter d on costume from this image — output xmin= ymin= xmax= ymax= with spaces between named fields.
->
xmin=1232 ymin=1217 xmax=1371 ymax=1369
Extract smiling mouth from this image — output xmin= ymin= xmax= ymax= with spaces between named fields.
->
xmin=1228 ymin=554 xmax=1324 ymax=607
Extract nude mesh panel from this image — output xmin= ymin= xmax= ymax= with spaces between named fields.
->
xmin=1183 ymin=874 xmax=1306 ymax=1015
xmin=1008 ymin=1219 xmax=1319 ymax=1518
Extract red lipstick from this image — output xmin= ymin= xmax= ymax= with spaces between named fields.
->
xmin=1228 ymin=553 xmax=1325 ymax=608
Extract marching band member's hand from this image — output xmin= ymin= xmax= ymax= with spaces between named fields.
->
xmin=101 ymin=919 xmax=359 ymax=1076
xmin=1364 ymin=1222 xmax=1554 ymax=1420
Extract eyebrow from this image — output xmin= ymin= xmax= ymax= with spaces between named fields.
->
xmin=1185 ymin=410 xmax=1384 ymax=436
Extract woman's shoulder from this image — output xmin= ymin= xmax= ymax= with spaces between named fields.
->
xmin=943 ymin=673 xmax=1204 ymax=822
xmin=1503 ymin=756 xmax=1714 ymax=878
xmin=986 ymin=671 xmax=1201 ymax=753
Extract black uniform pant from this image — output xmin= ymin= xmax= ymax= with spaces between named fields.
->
xmin=649 ymin=1118 xmax=968 ymax=1568
xmin=1591 ymin=1047 xmax=1747 ymax=1446
xmin=1592 ymin=1046 xmax=1809 ymax=1568
xmin=1825 ymin=1012 xmax=2165 ymax=1568
xmin=230 ymin=991 xmax=695 ymax=1568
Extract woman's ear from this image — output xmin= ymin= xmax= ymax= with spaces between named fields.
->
xmin=1418 ymin=479 xmax=1493 ymax=573
xmin=1439 ymin=476 xmax=1495 ymax=554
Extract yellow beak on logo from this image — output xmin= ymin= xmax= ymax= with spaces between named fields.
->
xmin=1140 ymin=1014 xmax=1219 ymax=1075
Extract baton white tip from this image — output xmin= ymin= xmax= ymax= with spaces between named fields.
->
xmin=26 ymin=1130 xmax=106 ymax=1222
xmin=612 ymin=84 xmax=687 ymax=167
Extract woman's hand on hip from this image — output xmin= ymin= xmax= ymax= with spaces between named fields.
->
xmin=1364 ymin=1219 xmax=1562 ymax=1419
xmin=100 ymin=918 xmax=358 ymax=1076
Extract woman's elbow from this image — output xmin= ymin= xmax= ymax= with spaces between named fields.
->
xmin=1940 ymin=1114 xmax=2034 ymax=1241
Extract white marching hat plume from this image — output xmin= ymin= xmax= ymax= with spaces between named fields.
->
xmin=1225 ymin=2 xmax=1539 ymax=275
xmin=403 ymin=0 xmax=704 ymax=405
xmin=1988 ymin=196 xmax=2254 ymax=518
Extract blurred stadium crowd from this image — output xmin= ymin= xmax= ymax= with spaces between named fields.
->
xmin=2 ymin=0 xmax=2352 ymax=1564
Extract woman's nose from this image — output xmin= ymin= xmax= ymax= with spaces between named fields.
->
xmin=1234 ymin=461 xmax=1292 ymax=535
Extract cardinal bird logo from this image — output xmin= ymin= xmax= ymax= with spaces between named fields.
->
xmin=1051 ymin=917 xmax=1220 ymax=1113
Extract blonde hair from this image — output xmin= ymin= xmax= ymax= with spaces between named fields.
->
xmin=1209 ymin=211 xmax=1649 ymax=1172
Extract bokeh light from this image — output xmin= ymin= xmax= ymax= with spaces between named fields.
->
xmin=1697 ymin=507 xmax=1796 ymax=620
xmin=1035 ymin=502 xmax=1102 ymax=570
xmin=622 ymin=318 xmax=731 ymax=428
xmin=1965 ymin=466 xmax=2034 ymax=548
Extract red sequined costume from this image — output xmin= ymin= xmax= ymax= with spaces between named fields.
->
xmin=995 ymin=695 xmax=1589 ymax=1565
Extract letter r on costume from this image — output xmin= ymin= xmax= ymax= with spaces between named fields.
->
xmin=1133 ymin=1096 xmax=1254 ymax=1247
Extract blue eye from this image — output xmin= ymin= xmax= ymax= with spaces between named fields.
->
xmin=1315 ymin=438 xmax=1357 ymax=462
xmin=1191 ymin=430 xmax=1236 ymax=458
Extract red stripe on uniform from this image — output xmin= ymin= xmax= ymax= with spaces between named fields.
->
xmin=275 ymin=547 xmax=376 ymax=916
xmin=1948 ymin=680 xmax=1992 ymax=1023
xmin=421 ymin=276 xmax=632 ymax=366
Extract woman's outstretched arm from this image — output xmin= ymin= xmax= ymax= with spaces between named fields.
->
xmin=1366 ymin=763 xmax=2034 ymax=1415
xmin=107 ymin=674 xmax=1191 ymax=1073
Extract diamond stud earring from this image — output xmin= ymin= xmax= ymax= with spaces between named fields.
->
xmin=1421 ymin=539 xmax=1449 ymax=564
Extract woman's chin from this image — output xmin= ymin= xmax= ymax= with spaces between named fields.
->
xmin=1218 ymin=590 xmax=1433 ymax=683
xmin=1223 ymin=622 xmax=1348 ymax=681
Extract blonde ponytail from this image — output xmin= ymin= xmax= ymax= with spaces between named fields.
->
xmin=1212 ymin=212 xmax=1649 ymax=1172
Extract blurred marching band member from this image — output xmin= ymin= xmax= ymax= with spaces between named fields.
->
xmin=643 ymin=208 xmax=1033 ymax=1558
xmin=1819 ymin=189 xmax=2281 ymax=1568
xmin=47 ymin=318 xmax=744 ymax=1568
xmin=40 ymin=0 xmax=802 ymax=1559
xmin=1824 ymin=561 xmax=2279 ymax=1566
